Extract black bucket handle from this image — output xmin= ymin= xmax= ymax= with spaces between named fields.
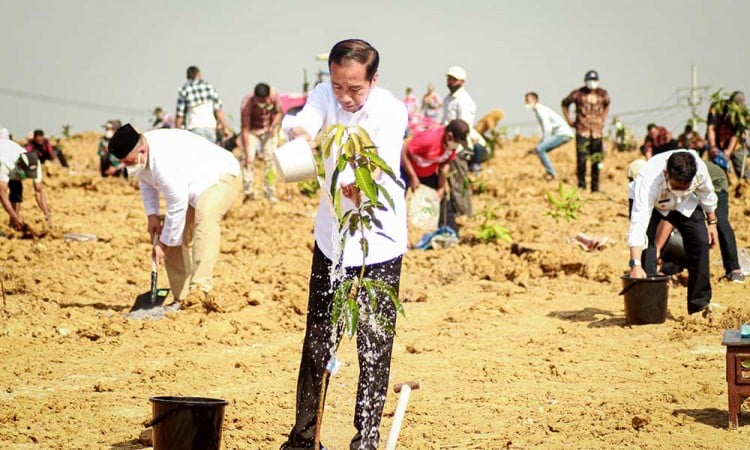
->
xmin=619 ymin=275 xmax=671 ymax=296
xmin=144 ymin=405 xmax=183 ymax=428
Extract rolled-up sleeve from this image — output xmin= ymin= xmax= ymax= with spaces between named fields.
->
xmin=626 ymin=175 xmax=655 ymax=248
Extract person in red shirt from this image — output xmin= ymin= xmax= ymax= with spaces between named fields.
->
xmin=239 ymin=82 xmax=283 ymax=203
xmin=26 ymin=129 xmax=68 ymax=167
xmin=401 ymin=119 xmax=469 ymax=231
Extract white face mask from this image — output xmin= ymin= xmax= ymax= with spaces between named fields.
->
xmin=103 ymin=129 xmax=114 ymax=139
xmin=524 ymin=102 xmax=535 ymax=110
xmin=585 ymin=80 xmax=599 ymax=90
xmin=445 ymin=140 xmax=459 ymax=151
xmin=126 ymin=153 xmax=147 ymax=177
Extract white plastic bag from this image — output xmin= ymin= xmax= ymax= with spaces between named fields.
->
xmin=409 ymin=185 xmax=439 ymax=231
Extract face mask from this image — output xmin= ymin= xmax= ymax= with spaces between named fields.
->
xmin=126 ymin=153 xmax=147 ymax=177
xmin=103 ymin=130 xmax=114 ymax=139
xmin=585 ymin=80 xmax=599 ymax=90
xmin=445 ymin=140 xmax=459 ymax=151
xmin=525 ymin=103 xmax=534 ymax=110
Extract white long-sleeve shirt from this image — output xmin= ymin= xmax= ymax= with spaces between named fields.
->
xmin=283 ymin=82 xmax=408 ymax=267
xmin=533 ymin=103 xmax=574 ymax=140
xmin=137 ymin=129 xmax=240 ymax=246
xmin=441 ymin=87 xmax=477 ymax=126
xmin=627 ymin=149 xmax=717 ymax=248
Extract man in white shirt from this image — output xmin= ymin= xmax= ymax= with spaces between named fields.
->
xmin=441 ymin=65 xmax=487 ymax=174
xmin=0 ymin=137 xmax=51 ymax=230
xmin=108 ymin=124 xmax=241 ymax=308
xmin=627 ymin=150 xmax=718 ymax=315
xmin=280 ymin=39 xmax=408 ymax=450
xmin=525 ymin=92 xmax=574 ymax=179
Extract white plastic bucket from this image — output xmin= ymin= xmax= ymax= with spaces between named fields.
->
xmin=409 ymin=185 xmax=440 ymax=230
xmin=273 ymin=137 xmax=317 ymax=183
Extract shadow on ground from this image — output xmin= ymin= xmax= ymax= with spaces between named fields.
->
xmin=672 ymin=408 xmax=733 ymax=429
xmin=548 ymin=307 xmax=628 ymax=328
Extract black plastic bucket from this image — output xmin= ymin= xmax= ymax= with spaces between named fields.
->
xmin=620 ymin=275 xmax=670 ymax=325
xmin=148 ymin=396 xmax=228 ymax=450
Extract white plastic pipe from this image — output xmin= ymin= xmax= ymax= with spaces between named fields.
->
xmin=385 ymin=381 xmax=418 ymax=450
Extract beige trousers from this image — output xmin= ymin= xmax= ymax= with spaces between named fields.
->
xmin=241 ymin=130 xmax=277 ymax=197
xmin=165 ymin=174 xmax=241 ymax=300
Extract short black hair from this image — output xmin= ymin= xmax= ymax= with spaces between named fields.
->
xmin=666 ymin=152 xmax=697 ymax=183
xmin=445 ymin=119 xmax=470 ymax=144
xmin=525 ymin=92 xmax=538 ymax=101
xmin=186 ymin=66 xmax=200 ymax=80
xmin=254 ymin=83 xmax=271 ymax=98
xmin=33 ymin=129 xmax=44 ymax=137
xmin=646 ymin=123 xmax=656 ymax=132
xmin=329 ymin=39 xmax=379 ymax=81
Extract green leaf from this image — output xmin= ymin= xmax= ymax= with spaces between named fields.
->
xmin=345 ymin=296 xmax=359 ymax=339
xmin=333 ymin=188 xmax=342 ymax=218
xmin=363 ymin=150 xmax=397 ymax=179
xmin=362 ymin=279 xmax=378 ymax=310
xmin=375 ymin=231 xmax=396 ymax=242
xmin=331 ymin=280 xmax=352 ymax=326
xmin=354 ymin=166 xmax=379 ymax=205
xmin=377 ymin=184 xmax=395 ymax=210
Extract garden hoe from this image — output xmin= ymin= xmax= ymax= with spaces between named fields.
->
xmin=130 ymin=236 xmax=170 ymax=312
xmin=384 ymin=380 xmax=420 ymax=450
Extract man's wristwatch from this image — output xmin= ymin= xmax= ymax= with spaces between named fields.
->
xmin=629 ymin=259 xmax=641 ymax=268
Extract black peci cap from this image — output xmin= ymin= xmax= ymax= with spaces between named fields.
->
xmin=108 ymin=123 xmax=140 ymax=159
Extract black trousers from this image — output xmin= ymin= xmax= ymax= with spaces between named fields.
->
xmin=716 ymin=190 xmax=741 ymax=274
xmin=641 ymin=208 xmax=711 ymax=314
xmin=575 ymin=135 xmax=603 ymax=192
xmin=284 ymin=244 xmax=402 ymax=450
xmin=8 ymin=179 xmax=23 ymax=203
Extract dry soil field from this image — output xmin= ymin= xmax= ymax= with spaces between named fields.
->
xmin=1 ymin=131 xmax=749 ymax=449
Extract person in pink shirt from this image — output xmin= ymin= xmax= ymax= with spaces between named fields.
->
xmin=401 ymin=119 xmax=469 ymax=231
xmin=402 ymin=87 xmax=420 ymax=122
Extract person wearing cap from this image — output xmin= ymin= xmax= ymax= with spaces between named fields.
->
xmin=627 ymin=150 xmax=719 ymax=316
xmin=280 ymin=38 xmax=407 ymax=450
xmin=0 ymin=137 xmax=51 ymax=230
xmin=97 ymin=120 xmax=127 ymax=178
xmin=108 ymin=123 xmax=241 ymax=309
xmin=441 ymin=65 xmax=488 ymax=172
xmin=561 ymin=70 xmax=611 ymax=192
xmin=524 ymin=92 xmax=574 ymax=180
xmin=174 ymin=66 xmax=231 ymax=143
xmin=401 ymin=119 xmax=470 ymax=231
xmin=239 ymin=82 xmax=284 ymax=203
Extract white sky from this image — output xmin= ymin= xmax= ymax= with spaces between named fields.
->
xmin=1 ymin=0 xmax=749 ymax=139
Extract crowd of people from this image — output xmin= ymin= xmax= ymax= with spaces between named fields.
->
xmin=1 ymin=36 xmax=748 ymax=450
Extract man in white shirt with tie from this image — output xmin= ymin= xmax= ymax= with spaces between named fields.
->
xmin=627 ymin=150 xmax=718 ymax=316
xmin=108 ymin=123 xmax=241 ymax=309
